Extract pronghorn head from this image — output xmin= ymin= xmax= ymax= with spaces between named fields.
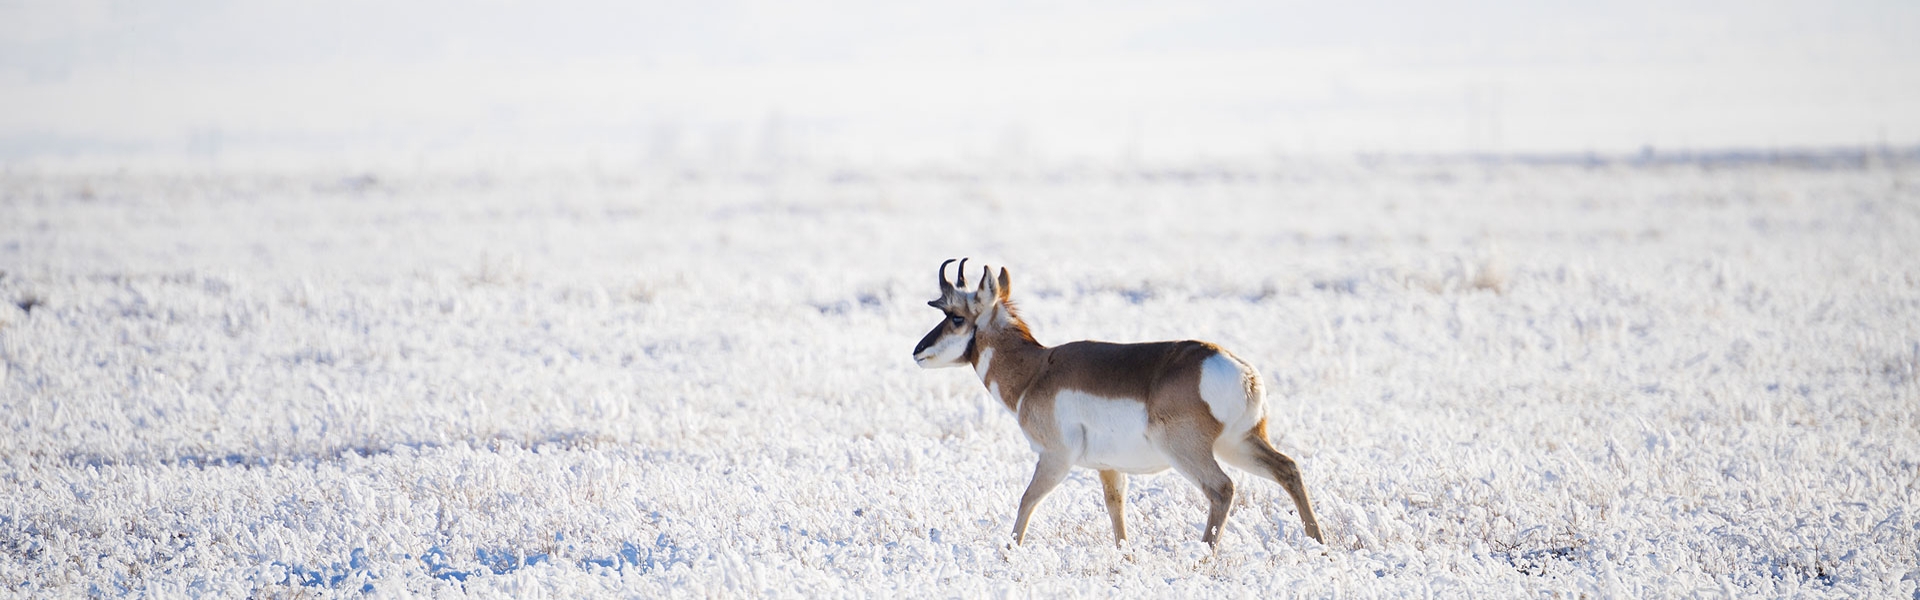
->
xmin=913 ymin=258 xmax=1012 ymax=369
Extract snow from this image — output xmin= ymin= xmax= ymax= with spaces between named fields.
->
xmin=1 ymin=156 xmax=1916 ymax=596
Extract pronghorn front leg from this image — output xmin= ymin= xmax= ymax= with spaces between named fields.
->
xmin=1099 ymin=469 xmax=1128 ymax=547
xmin=1011 ymin=452 xmax=1072 ymax=546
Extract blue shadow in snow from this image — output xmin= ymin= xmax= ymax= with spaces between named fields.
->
xmin=579 ymin=534 xmax=693 ymax=574
xmin=277 ymin=547 xmax=375 ymax=592
xmin=274 ymin=536 xmax=688 ymax=590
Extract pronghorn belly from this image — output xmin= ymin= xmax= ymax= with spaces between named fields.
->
xmin=1052 ymin=390 xmax=1172 ymax=474
xmin=1198 ymin=352 xmax=1262 ymax=437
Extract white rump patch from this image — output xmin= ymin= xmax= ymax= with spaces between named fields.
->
xmin=1052 ymin=390 xmax=1170 ymax=474
xmin=1198 ymin=353 xmax=1260 ymax=436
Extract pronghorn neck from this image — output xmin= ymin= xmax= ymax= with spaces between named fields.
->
xmin=969 ymin=303 xmax=1045 ymax=412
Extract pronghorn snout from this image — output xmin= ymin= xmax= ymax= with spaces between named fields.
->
xmin=913 ymin=316 xmax=971 ymax=368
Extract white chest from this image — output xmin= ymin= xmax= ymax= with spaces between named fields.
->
xmin=1047 ymin=390 xmax=1171 ymax=474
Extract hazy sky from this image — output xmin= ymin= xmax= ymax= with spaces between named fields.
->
xmin=3 ymin=0 xmax=1916 ymax=164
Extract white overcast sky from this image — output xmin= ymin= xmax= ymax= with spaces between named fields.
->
xmin=2 ymin=0 xmax=1916 ymax=164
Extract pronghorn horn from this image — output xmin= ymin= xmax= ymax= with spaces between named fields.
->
xmin=938 ymin=258 xmax=957 ymax=295
xmin=955 ymin=258 xmax=969 ymax=289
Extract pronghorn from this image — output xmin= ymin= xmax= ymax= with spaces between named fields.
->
xmin=912 ymin=259 xmax=1323 ymax=549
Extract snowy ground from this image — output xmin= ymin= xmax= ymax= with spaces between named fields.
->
xmin=2 ymin=156 xmax=1916 ymax=596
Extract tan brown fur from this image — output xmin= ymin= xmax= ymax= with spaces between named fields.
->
xmin=1098 ymin=469 xmax=1129 ymax=544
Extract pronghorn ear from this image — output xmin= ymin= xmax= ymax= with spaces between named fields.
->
xmin=969 ymin=266 xmax=994 ymax=310
xmin=996 ymin=267 xmax=1011 ymax=300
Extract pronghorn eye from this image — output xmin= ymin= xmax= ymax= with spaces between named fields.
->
xmin=950 ymin=316 xmax=965 ymax=327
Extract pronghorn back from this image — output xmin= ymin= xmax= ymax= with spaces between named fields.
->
xmin=1035 ymin=340 xmax=1261 ymax=432
xmin=1022 ymin=340 xmax=1263 ymax=474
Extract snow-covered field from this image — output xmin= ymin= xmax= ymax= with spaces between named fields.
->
xmin=2 ymin=156 xmax=1916 ymax=596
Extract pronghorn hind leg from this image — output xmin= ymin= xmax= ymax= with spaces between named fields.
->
xmin=1158 ymin=429 xmax=1236 ymax=548
xmin=1221 ymin=428 xmax=1325 ymax=544
xmin=1011 ymin=453 xmax=1072 ymax=546
xmin=1098 ymin=469 xmax=1128 ymax=547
